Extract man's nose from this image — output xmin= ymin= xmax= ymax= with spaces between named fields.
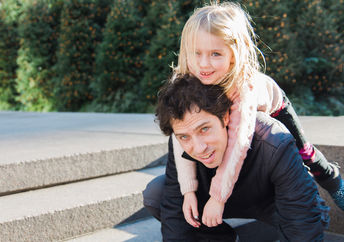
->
xmin=192 ymin=137 xmax=207 ymax=154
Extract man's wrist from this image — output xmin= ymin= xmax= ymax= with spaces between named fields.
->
xmin=210 ymin=196 xmax=225 ymax=205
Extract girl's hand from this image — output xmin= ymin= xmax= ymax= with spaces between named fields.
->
xmin=202 ymin=197 xmax=225 ymax=227
xmin=183 ymin=192 xmax=201 ymax=228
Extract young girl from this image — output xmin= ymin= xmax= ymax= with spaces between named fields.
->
xmin=171 ymin=2 xmax=344 ymax=228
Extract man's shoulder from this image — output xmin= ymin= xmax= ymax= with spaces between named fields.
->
xmin=254 ymin=112 xmax=293 ymax=149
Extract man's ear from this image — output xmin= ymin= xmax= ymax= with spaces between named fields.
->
xmin=223 ymin=111 xmax=230 ymax=127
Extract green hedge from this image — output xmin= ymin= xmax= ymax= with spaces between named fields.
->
xmin=292 ymin=0 xmax=344 ymax=95
xmin=53 ymin=0 xmax=111 ymax=111
xmin=0 ymin=0 xmax=23 ymax=109
xmin=91 ymin=0 xmax=149 ymax=112
xmin=140 ymin=0 xmax=202 ymax=111
xmin=0 ymin=0 xmax=343 ymax=114
xmin=16 ymin=0 xmax=63 ymax=111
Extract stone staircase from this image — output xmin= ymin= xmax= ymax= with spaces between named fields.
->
xmin=0 ymin=112 xmax=343 ymax=241
xmin=0 ymin=112 xmax=167 ymax=241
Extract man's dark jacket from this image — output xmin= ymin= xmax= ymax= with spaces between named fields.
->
xmin=161 ymin=113 xmax=328 ymax=242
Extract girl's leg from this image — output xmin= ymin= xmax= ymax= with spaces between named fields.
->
xmin=272 ymin=94 xmax=344 ymax=210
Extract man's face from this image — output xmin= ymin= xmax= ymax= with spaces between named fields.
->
xmin=172 ymin=107 xmax=229 ymax=168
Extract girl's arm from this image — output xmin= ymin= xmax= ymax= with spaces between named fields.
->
xmin=209 ymin=84 xmax=257 ymax=202
xmin=172 ymin=134 xmax=198 ymax=195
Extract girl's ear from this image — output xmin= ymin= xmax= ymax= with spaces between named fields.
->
xmin=230 ymin=49 xmax=235 ymax=65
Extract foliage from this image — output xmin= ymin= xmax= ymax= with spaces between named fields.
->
xmin=15 ymin=0 xmax=63 ymax=111
xmin=92 ymin=0 xmax=149 ymax=112
xmin=239 ymin=0 xmax=343 ymax=101
xmin=241 ymin=0 xmax=302 ymax=93
xmin=0 ymin=0 xmax=342 ymax=114
xmin=139 ymin=0 xmax=206 ymax=110
xmin=140 ymin=0 xmax=183 ymax=109
xmin=53 ymin=0 xmax=111 ymax=111
xmin=0 ymin=0 xmax=25 ymax=109
xmin=289 ymin=86 xmax=344 ymax=116
xmin=291 ymin=0 xmax=344 ymax=96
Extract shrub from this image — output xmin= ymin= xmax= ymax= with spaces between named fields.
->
xmin=138 ymin=0 xmax=204 ymax=111
xmin=0 ymin=0 xmax=24 ymax=109
xmin=140 ymin=0 xmax=183 ymax=109
xmin=53 ymin=0 xmax=111 ymax=111
xmin=291 ymin=0 xmax=344 ymax=96
xmin=239 ymin=0 xmax=301 ymax=94
xmin=92 ymin=0 xmax=152 ymax=112
xmin=15 ymin=0 xmax=63 ymax=111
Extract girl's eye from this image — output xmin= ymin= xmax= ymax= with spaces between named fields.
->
xmin=212 ymin=52 xmax=221 ymax=57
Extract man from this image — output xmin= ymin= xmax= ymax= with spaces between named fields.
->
xmin=143 ymin=74 xmax=328 ymax=241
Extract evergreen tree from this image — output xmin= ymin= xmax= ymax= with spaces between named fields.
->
xmin=138 ymin=0 xmax=203 ymax=111
xmin=92 ymin=0 xmax=150 ymax=112
xmin=15 ymin=0 xmax=63 ymax=111
xmin=53 ymin=0 xmax=111 ymax=111
xmin=0 ymin=0 xmax=24 ymax=109
xmin=292 ymin=0 xmax=343 ymax=95
xmin=238 ymin=0 xmax=301 ymax=93
xmin=327 ymin=0 xmax=344 ymax=95
xmin=140 ymin=0 xmax=183 ymax=110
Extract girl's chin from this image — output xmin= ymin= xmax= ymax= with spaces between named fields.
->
xmin=199 ymin=77 xmax=216 ymax=85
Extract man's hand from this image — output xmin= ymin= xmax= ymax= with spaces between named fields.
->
xmin=202 ymin=197 xmax=225 ymax=227
xmin=183 ymin=192 xmax=201 ymax=228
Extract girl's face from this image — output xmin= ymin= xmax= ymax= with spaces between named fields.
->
xmin=187 ymin=29 xmax=234 ymax=85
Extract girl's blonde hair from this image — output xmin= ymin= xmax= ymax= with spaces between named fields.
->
xmin=175 ymin=2 xmax=263 ymax=95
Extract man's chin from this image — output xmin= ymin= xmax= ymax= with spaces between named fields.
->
xmin=202 ymin=161 xmax=220 ymax=169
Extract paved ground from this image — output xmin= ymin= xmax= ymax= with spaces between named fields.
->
xmin=0 ymin=111 xmax=166 ymax=165
xmin=66 ymin=216 xmax=344 ymax=242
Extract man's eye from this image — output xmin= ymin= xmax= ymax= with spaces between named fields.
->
xmin=180 ymin=135 xmax=188 ymax=140
xmin=201 ymin=127 xmax=209 ymax=132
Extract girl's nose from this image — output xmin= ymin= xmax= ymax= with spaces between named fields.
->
xmin=198 ymin=55 xmax=210 ymax=68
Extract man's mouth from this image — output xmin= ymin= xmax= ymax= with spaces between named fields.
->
xmin=199 ymin=151 xmax=215 ymax=163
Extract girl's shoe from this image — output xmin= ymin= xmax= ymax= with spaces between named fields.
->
xmin=330 ymin=178 xmax=344 ymax=211
xmin=315 ymin=162 xmax=344 ymax=211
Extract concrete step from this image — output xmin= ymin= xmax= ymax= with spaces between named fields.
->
xmin=0 ymin=112 xmax=168 ymax=194
xmin=0 ymin=166 xmax=165 ymax=242
xmin=64 ymin=216 xmax=344 ymax=242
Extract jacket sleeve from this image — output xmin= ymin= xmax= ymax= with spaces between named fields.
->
xmin=161 ymin=137 xmax=197 ymax=241
xmin=172 ymin=134 xmax=198 ymax=195
xmin=209 ymin=84 xmax=257 ymax=202
xmin=270 ymin=135 xmax=325 ymax=241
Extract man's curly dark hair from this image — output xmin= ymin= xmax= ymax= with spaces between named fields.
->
xmin=155 ymin=74 xmax=231 ymax=136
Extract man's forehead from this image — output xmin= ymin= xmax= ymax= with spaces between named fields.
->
xmin=171 ymin=109 xmax=212 ymax=134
